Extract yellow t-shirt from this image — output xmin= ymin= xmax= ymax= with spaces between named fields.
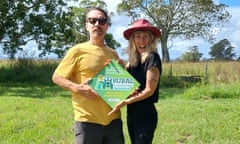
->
xmin=54 ymin=42 xmax=121 ymax=125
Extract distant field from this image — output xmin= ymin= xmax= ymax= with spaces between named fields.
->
xmin=162 ymin=61 xmax=240 ymax=84
xmin=0 ymin=60 xmax=240 ymax=85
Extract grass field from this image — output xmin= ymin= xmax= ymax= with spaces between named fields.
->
xmin=0 ymin=84 xmax=239 ymax=144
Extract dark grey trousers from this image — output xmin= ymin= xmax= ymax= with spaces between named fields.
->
xmin=74 ymin=119 xmax=124 ymax=144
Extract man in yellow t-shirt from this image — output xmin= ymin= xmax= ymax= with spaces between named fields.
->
xmin=52 ymin=7 xmax=124 ymax=144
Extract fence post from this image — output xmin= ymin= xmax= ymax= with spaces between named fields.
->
xmin=204 ymin=64 xmax=208 ymax=84
xmin=169 ymin=64 xmax=172 ymax=80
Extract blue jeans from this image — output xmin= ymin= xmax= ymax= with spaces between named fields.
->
xmin=74 ymin=119 xmax=124 ymax=144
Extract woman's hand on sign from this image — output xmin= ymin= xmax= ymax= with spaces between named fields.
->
xmin=108 ymin=100 xmax=127 ymax=115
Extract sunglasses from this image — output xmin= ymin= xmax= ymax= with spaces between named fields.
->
xmin=87 ymin=18 xmax=107 ymax=25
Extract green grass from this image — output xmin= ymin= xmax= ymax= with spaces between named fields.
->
xmin=0 ymin=85 xmax=73 ymax=143
xmin=0 ymin=84 xmax=240 ymax=144
xmin=155 ymin=98 xmax=240 ymax=144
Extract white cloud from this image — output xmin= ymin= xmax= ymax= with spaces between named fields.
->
xmin=105 ymin=0 xmax=121 ymax=13
xmin=168 ymin=6 xmax=240 ymax=59
xmin=105 ymin=0 xmax=240 ymax=60
xmin=213 ymin=7 xmax=240 ymax=57
xmin=1 ymin=0 xmax=238 ymax=60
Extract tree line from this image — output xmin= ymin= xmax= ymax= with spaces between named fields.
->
xmin=0 ymin=0 xmax=233 ymax=62
xmin=179 ymin=38 xmax=239 ymax=62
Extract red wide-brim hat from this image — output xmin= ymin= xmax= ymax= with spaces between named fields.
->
xmin=123 ymin=19 xmax=161 ymax=40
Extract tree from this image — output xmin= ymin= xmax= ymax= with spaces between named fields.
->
xmin=105 ymin=33 xmax=121 ymax=49
xmin=209 ymin=39 xmax=235 ymax=61
xmin=0 ymin=0 xmax=72 ymax=59
xmin=180 ymin=45 xmax=202 ymax=62
xmin=0 ymin=0 xmax=120 ymax=59
xmin=117 ymin=0 xmax=231 ymax=62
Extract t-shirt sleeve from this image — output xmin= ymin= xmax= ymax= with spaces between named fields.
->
xmin=107 ymin=46 xmax=119 ymax=60
xmin=54 ymin=48 xmax=78 ymax=79
xmin=145 ymin=52 xmax=162 ymax=74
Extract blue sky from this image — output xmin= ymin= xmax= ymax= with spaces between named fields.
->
xmin=106 ymin=0 xmax=240 ymax=60
xmin=1 ymin=0 xmax=239 ymax=60
xmin=218 ymin=0 xmax=240 ymax=6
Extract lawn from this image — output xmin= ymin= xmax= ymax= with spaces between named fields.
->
xmin=0 ymin=84 xmax=240 ymax=144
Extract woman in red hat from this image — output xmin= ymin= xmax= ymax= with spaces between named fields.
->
xmin=109 ymin=19 xmax=162 ymax=144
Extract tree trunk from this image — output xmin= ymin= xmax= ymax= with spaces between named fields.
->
xmin=160 ymin=37 xmax=170 ymax=62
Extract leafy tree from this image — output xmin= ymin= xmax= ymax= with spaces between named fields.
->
xmin=0 ymin=0 xmax=120 ymax=59
xmin=0 ymin=0 xmax=72 ymax=58
xmin=180 ymin=45 xmax=202 ymax=62
xmin=237 ymin=57 xmax=240 ymax=61
xmin=117 ymin=0 xmax=231 ymax=62
xmin=209 ymin=38 xmax=235 ymax=61
xmin=105 ymin=33 xmax=121 ymax=49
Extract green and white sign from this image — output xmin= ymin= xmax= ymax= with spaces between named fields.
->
xmin=89 ymin=60 xmax=140 ymax=108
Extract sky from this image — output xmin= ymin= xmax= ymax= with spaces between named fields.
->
xmin=218 ymin=0 xmax=240 ymax=6
xmin=1 ymin=0 xmax=239 ymax=60
xmin=105 ymin=0 xmax=240 ymax=60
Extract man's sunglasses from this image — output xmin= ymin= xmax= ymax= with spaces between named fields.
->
xmin=87 ymin=18 xmax=108 ymax=25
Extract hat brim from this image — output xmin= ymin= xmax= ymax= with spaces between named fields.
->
xmin=123 ymin=26 xmax=161 ymax=40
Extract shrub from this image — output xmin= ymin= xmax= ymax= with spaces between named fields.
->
xmin=0 ymin=59 xmax=58 ymax=85
xmin=183 ymin=84 xmax=240 ymax=99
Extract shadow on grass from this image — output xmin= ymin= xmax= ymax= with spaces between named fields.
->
xmin=0 ymin=83 xmax=186 ymax=99
xmin=0 ymin=83 xmax=70 ymax=98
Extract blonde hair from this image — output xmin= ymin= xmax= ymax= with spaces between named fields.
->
xmin=127 ymin=31 xmax=158 ymax=66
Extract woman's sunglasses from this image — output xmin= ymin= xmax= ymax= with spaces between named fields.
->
xmin=87 ymin=18 xmax=107 ymax=25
